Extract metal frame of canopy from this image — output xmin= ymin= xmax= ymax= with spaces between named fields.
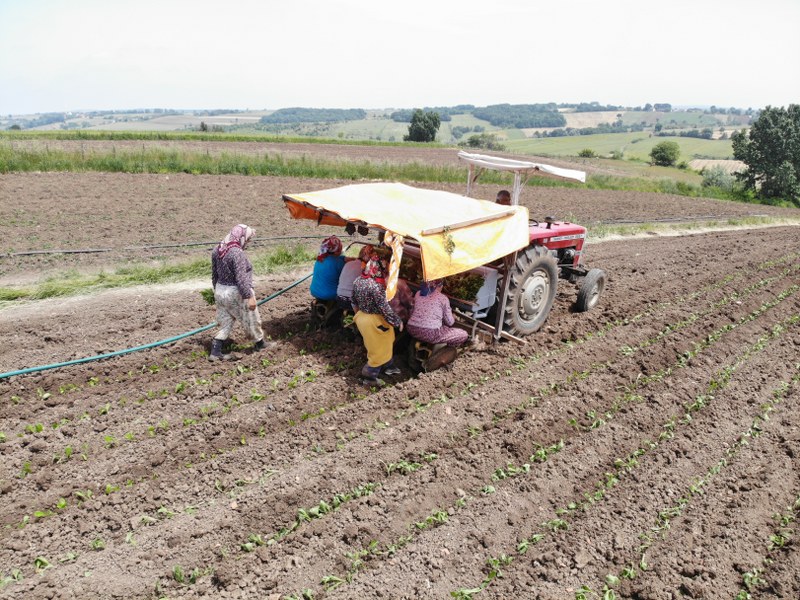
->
xmin=458 ymin=150 xmax=586 ymax=206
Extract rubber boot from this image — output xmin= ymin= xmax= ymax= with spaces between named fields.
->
xmin=209 ymin=339 xmax=232 ymax=361
xmin=254 ymin=338 xmax=277 ymax=351
xmin=360 ymin=363 xmax=385 ymax=387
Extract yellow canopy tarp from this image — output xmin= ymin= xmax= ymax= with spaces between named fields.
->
xmin=283 ymin=182 xmax=530 ymax=280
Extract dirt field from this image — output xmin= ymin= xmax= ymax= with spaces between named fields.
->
xmin=3 ymin=170 xmax=799 ymax=283
xmin=2 ymin=163 xmax=800 ymax=599
xmin=688 ymin=159 xmax=746 ymax=174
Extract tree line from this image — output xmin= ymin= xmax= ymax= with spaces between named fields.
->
xmin=260 ymin=108 xmax=367 ymax=124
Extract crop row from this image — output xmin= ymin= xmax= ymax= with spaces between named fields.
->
xmin=2 ymin=253 xmax=797 ymax=597
xmin=248 ymin=282 xmax=800 ymax=598
xmin=4 ymin=270 xmax=792 ymax=584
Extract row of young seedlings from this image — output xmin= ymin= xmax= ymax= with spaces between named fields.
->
xmin=734 ymin=487 xmax=800 ymax=600
xmin=567 ymin=278 xmax=800 ymax=433
xmin=6 ymin=249 xmax=793 ymax=478
xmin=6 ymin=260 xmax=793 ymax=592
xmin=237 ymin=452 xmax=440 ymax=554
xmin=3 ymin=355 xmax=362 ymax=522
xmin=611 ymin=362 xmax=800 ymax=600
xmin=0 ymin=320 xmax=343 ymax=440
xmin=450 ymin=312 xmax=799 ymax=599
xmin=7 ymin=246 xmax=798 ymax=421
xmin=156 ymin=453 xmax=440 ymax=596
xmin=3 ymin=467 xmax=283 ymax=593
xmin=3 ymin=257 xmax=795 ymax=590
xmin=274 ymin=277 xmax=800 ymax=599
xmin=2 ymin=452 xmax=432 ymax=594
xmin=586 ymin=319 xmax=800 ymax=597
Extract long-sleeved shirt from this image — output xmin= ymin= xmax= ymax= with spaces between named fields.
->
xmin=352 ymin=277 xmax=401 ymax=328
xmin=211 ymin=246 xmax=254 ymax=299
xmin=407 ymin=289 xmax=454 ymax=330
xmin=336 ymin=259 xmax=363 ymax=299
xmin=310 ymin=255 xmax=346 ymax=301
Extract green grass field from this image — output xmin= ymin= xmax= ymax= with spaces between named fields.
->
xmin=506 ymin=131 xmax=734 ymax=161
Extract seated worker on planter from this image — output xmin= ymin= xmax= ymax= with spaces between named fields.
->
xmin=351 ymin=249 xmax=403 ymax=382
xmin=388 ymin=277 xmax=414 ymax=324
xmin=310 ymin=235 xmax=347 ymax=303
xmin=336 ymin=244 xmax=373 ymax=311
xmin=406 ymin=279 xmax=468 ymax=347
xmin=209 ymin=224 xmax=274 ymax=361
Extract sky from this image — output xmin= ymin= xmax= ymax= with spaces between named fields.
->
xmin=1 ymin=0 xmax=798 ymax=115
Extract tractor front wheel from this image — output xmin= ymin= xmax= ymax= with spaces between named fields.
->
xmin=575 ymin=268 xmax=606 ymax=312
xmin=504 ymin=245 xmax=558 ymax=336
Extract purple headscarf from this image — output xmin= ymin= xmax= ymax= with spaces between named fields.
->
xmin=420 ymin=279 xmax=443 ymax=297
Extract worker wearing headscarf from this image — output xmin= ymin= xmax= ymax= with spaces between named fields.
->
xmin=310 ymin=235 xmax=346 ymax=302
xmin=337 ymin=244 xmax=373 ymax=310
xmin=209 ymin=224 xmax=270 ymax=360
xmin=352 ymin=250 xmax=402 ymax=382
xmin=407 ymin=279 xmax=468 ymax=346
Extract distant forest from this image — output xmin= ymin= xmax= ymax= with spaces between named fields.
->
xmin=259 ymin=108 xmax=367 ymax=124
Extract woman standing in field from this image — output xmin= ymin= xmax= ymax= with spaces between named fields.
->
xmin=209 ymin=224 xmax=272 ymax=361
xmin=351 ymin=249 xmax=402 ymax=382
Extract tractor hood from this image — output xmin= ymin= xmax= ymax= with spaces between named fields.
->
xmin=283 ymin=182 xmax=530 ymax=280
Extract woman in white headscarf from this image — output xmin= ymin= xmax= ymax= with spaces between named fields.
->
xmin=209 ymin=224 xmax=271 ymax=360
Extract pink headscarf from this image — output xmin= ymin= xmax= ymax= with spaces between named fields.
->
xmin=218 ymin=224 xmax=254 ymax=259
xmin=317 ymin=235 xmax=343 ymax=262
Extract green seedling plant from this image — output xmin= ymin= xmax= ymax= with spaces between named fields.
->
xmin=34 ymin=556 xmax=51 ymax=573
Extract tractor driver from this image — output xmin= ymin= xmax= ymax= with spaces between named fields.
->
xmin=496 ymin=190 xmax=512 ymax=206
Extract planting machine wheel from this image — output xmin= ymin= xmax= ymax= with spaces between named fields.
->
xmin=407 ymin=341 xmax=458 ymax=373
xmin=504 ymin=245 xmax=558 ymax=335
xmin=574 ymin=268 xmax=606 ymax=313
xmin=407 ymin=341 xmax=425 ymax=374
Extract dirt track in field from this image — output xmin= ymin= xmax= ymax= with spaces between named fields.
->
xmin=1 ymin=223 xmax=800 ymax=599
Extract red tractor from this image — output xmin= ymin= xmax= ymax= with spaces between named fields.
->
xmin=457 ymin=151 xmax=606 ymax=337
xmin=284 ymin=151 xmax=606 ymax=370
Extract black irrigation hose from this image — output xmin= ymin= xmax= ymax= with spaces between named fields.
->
xmin=592 ymin=213 xmax=769 ymax=226
xmin=2 ymin=214 xmax=775 ymax=258
xmin=3 ymin=235 xmax=335 ymax=257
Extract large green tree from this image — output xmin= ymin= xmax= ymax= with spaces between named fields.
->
xmin=404 ymin=109 xmax=441 ymax=142
xmin=649 ymin=140 xmax=680 ymax=166
xmin=732 ymin=104 xmax=800 ymax=204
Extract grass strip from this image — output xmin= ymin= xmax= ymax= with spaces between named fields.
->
xmin=0 ymin=129 xmax=421 ymax=146
xmin=588 ymin=216 xmax=799 ymax=239
xmin=1 ymin=141 xmax=787 ymax=205
xmin=0 ymin=244 xmax=314 ymax=302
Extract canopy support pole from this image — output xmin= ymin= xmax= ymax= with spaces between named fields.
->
xmin=494 ymin=251 xmax=517 ymax=340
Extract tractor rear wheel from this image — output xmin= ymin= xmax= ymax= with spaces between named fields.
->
xmin=575 ymin=268 xmax=606 ymax=312
xmin=504 ymin=245 xmax=558 ymax=336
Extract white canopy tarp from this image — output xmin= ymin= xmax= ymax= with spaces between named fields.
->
xmin=458 ymin=150 xmax=586 ymax=183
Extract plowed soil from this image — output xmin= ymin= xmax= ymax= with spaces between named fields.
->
xmin=2 ymin=222 xmax=800 ymax=599
xmin=2 ymin=169 xmax=799 ymax=282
